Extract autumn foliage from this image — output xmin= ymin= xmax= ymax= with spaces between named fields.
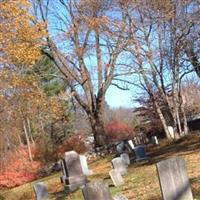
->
xmin=57 ymin=133 xmax=87 ymax=157
xmin=0 ymin=145 xmax=41 ymax=188
xmin=105 ymin=120 xmax=135 ymax=142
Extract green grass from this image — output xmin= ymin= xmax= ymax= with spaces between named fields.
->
xmin=1 ymin=132 xmax=200 ymax=200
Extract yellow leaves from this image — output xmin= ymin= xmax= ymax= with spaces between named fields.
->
xmin=0 ymin=0 xmax=46 ymax=66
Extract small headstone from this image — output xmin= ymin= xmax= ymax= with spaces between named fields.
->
xmin=112 ymin=157 xmax=127 ymax=175
xmin=80 ymin=155 xmax=93 ymax=176
xmin=63 ymin=151 xmax=87 ymax=192
xmin=127 ymin=140 xmax=135 ymax=150
xmin=113 ymin=194 xmax=128 ymax=200
xmin=120 ymin=153 xmax=130 ymax=166
xmin=152 ymin=136 xmax=159 ymax=145
xmin=82 ymin=180 xmax=113 ymax=200
xmin=168 ymin=126 xmax=175 ymax=139
xmin=156 ymin=157 xmax=193 ymax=200
xmin=134 ymin=145 xmax=149 ymax=162
xmin=116 ymin=141 xmax=125 ymax=154
xmin=109 ymin=169 xmax=124 ymax=186
xmin=33 ymin=182 xmax=48 ymax=200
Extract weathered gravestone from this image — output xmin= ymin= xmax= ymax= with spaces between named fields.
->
xmin=33 ymin=182 xmax=48 ymax=200
xmin=63 ymin=151 xmax=87 ymax=192
xmin=109 ymin=169 xmax=124 ymax=187
xmin=112 ymin=157 xmax=127 ymax=175
xmin=82 ymin=180 xmax=113 ymax=200
xmin=80 ymin=155 xmax=93 ymax=176
xmin=134 ymin=145 xmax=149 ymax=162
xmin=113 ymin=194 xmax=128 ymax=200
xmin=127 ymin=140 xmax=135 ymax=150
xmin=156 ymin=157 xmax=193 ymax=200
xmin=120 ymin=153 xmax=130 ymax=166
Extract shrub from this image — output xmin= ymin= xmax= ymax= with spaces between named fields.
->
xmin=105 ymin=120 xmax=135 ymax=142
xmin=57 ymin=133 xmax=87 ymax=157
xmin=0 ymin=145 xmax=41 ymax=188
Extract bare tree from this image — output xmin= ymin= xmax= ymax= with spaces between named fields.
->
xmin=34 ymin=0 xmax=130 ymax=146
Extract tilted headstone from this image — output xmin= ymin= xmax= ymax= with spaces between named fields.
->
xmin=113 ymin=194 xmax=128 ymax=200
xmin=33 ymin=182 xmax=48 ymax=200
xmin=127 ymin=140 xmax=135 ymax=150
xmin=112 ymin=157 xmax=127 ymax=175
xmin=120 ymin=153 xmax=130 ymax=166
xmin=134 ymin=145 xmax=149 ymax=162
xmin=82 ymin=180 xmax=113 ymax=200
xmin=156 ymin=157 xmax=193 ymax=200
xmin=63 ymin=151 xmax=87 ymax=192
xmin=80 ymin=155 xmax=93 ymax=176
xmin=152 ymin=136 xmax=159 ymax=145
xmin=109 ymin=169 xmax=124 ymax=187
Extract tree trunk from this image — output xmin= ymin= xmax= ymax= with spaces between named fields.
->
xmin=23 ymin=120 xmax=33 ymax=162
xmin=89 ymin=113 xmax=107 ymax=147
xmin=153 ymin=100 xmax=172 ymax=139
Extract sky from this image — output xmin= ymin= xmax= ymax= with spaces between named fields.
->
xmin=106 ymin=86 xmax=134 ymax=108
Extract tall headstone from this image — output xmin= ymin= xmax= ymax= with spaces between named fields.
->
xmin=63 ymin=151 xmax=87 ymax=192
xmin=82 ymin=180 xmax=113 ymax=200
xmin=109 ymin=169 xmax=124 ymax=187
xmin=152 ymin=136 xmax=159 ymax=145
xmin=33 ymin=182 xmax=48 ymax=200
xmin=80 ymin=155 xmax=93 ymax=176
xmin=156 ymin=157 xmax=193 ymax=200
xmin=127 ymin=140 xmax=135 ymax=150
xmin=134 ymin=145 xmax=149 ymax=162
xmin=120 ymin=153 xmax=130 ymax=166
xmin=112 ymin=157 xmax=127 ymax=175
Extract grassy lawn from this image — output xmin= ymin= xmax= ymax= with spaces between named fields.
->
xmin=1 ymin=132 xmax=200 ymax=200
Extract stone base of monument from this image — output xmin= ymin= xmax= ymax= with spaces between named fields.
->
xmin=64 ymin=175 xmax=88 ymax=192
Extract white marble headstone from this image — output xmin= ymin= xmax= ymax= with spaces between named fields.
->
xmin=120 ymin=153 xmax=130 ymax=166
xmin=33 ymin=182 xmax=48 ymax=200
xmin=109 ymin=169 xmax=124 ymax=187
xmin=80 ymin=155 xmax=93 ymax=176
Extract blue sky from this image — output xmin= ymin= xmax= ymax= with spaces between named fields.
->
xmin=106 ymin=86 xmax=133 ymax=108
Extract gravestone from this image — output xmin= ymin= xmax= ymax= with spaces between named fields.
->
xmin=152 ymin=136 xmax=159 ymax=145
xmin=112 ymin=157 xmax=127 ymax=175
xmin=120 ymin=153 xmax=130 ymax=166
xmin=82 ymin=180 xmax=113 ymax=200
xmin=80 ymin=155 xmax=93 ymax=176
xmin=33 ymin=182 xmax=48 ymax=200
xmin=116 ymin=141 xmax=125 ymax=154
xmin=109 ymin=169 xmax=124 ymax=187
xmin=156 ymin=157 xmax=193 ymax=200
xmin=60 ymin=159 xmax=67 ymax=183
xmin=127 ymin=140 xmax=135 ymax=150
xmin=168 ymin=126 xmax=175 ymax=139
xmin=113 ymin=194 xmax=128 ymax=200
xmin=134 ymin=145 xmax=149 ymax=162
xmin=63 ymin=151 xmax=87 ymax=192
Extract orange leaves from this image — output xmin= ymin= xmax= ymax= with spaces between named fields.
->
xmin=0 ymin=0 xmax=46 ymax=66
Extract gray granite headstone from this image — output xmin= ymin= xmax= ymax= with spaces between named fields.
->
xmin=113 ymin=194 xmax=128 ymax=200
xmin=120 ymin=153 xmax=130 ymax=166
xmin=63 ymin=151 xmax=87 ymax=192
xmin=80 ymin=155 xmax=93 ymax=176
xmin=134 ymin=145 xmax=149 ymax=162
xmin=82 ymin=180 xmax=113 ymax=200
xmin=156 ymin=157 xmax=193 ymax=200
xmin=112 ymin=157 xmax=127 ymax=175
xmin=109 ymin=169 xmax=124 ymax=187
xmin=33 ymin=182 xmax=48 ymax=200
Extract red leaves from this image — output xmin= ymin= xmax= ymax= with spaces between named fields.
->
xmin=105 ymin=120 xmax=135 ymax=142
xmin=0 ymin=145 xmax=41 ymax=188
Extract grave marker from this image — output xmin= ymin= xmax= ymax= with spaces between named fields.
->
xmin=134 ymin=145 xmax=149 ymax=162
xmin=33 ymin=182 xmax=48 ymax=200
xmin=82 ymin=180 xmax=113 ymax=200
xmin=156 ymin=157 xmax=193 ymax=200
xmin=120 ymin=153 xmax=130 ymax=166
xmin=112 ymin=157 xmax=127 ymax=175
xmin=109 ymin=169 xmax=124 ymax=187
xmin=80 ymin=155 xmax=93 ymax=176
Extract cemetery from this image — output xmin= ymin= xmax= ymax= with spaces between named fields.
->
xmin=1 ymin=133 xmax=200 ymax=200
xmin=0 ymin=1 xmax=200 ymax=200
